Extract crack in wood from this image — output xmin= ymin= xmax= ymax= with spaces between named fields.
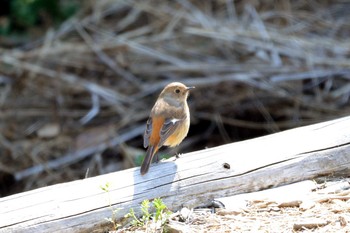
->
xmin=295 ymin=141 xmax=350 ymax=156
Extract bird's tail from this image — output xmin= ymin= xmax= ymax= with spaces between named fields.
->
xmin=140 ymin=146 xmax=158 ymax=175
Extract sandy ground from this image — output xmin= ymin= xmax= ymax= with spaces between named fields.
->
xmin=114 ymin=179 xmax=350 ymax=233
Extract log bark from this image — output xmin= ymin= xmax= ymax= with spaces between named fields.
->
xmin=1 ymin=116 xmax=350 ymax=233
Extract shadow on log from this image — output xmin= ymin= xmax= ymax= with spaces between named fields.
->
xmin=1 ymin=116 xmax=350 ymax=233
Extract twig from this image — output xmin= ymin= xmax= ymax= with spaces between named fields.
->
xmin=245 ymin=4 xmax=282 ymax=66
xmin=79 ymin=92 xmax=100 ymax=125
xmin=0 ymin=55 xmax=128 ymax=108
xmin=196 ymin=112 xmax=317 ymax=129
xmin=14 ymin=124 xmax=145 ymax=181
xmin=270 ymin=69 xmax=350 ymax=82
xmin=75 ymin=22 xmax=142 ymax=86
xmin=177 ymin=0 xmax=214 ymax=29
xmin=293 ymin=220 xmax=330 ymax=230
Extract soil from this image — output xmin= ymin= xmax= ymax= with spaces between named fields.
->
xmin=114 ymin=179 xmax=350 ymax=233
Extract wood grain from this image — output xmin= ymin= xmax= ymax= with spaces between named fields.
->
xmin=1 ymin=116 xmax=350 ymax=233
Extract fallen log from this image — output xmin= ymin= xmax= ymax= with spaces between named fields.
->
xmin=1 ymin=116 xmax=350 ymax=233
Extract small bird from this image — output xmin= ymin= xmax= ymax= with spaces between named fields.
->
xmin=141 ymin=82 xmax=194 ymax=175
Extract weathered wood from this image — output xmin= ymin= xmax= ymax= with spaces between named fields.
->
xmin=1 ymin=116 xmax=350 ymax=233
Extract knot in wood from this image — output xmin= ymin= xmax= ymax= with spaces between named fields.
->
xmin=222 ymin=162 xmax=230 ymax=169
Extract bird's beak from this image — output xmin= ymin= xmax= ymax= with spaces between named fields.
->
xmin=186 ymin=86 xmax=195 ymax=91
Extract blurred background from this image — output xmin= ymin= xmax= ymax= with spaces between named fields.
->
xmin=0 ymin=0 xmax=349 ymax=197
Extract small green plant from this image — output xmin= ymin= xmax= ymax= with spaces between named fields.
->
xmin=100 ymin=182 xmax=121 ymax=231
xmin=125 ymin=199 xmax=151 ymax=227
xmin=153 ymin=198 xmax=170 ymax=225
xmin=125 ymin=198 xmax=172 ymax=231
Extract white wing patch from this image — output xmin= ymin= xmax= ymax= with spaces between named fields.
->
xmin=158 ymin=117 xmax=183 ymax=147
xmin=170 ymin=118 xmax=180 ymax=124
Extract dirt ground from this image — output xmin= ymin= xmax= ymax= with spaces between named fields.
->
xmin=167 ymin=200 xmax=350 ymax=232
xmin=115 ymin=179 xmax=350 ymax=233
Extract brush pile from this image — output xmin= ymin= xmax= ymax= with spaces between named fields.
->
xmin=0 ymin=0 xmax=350 ymax=195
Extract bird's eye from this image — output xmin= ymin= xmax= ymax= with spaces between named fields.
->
xmin=175 ymin=89 xmax=180 ymax=94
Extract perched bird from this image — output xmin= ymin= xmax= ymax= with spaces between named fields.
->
xmin=141 ymin=82 xmax=194 ymax=175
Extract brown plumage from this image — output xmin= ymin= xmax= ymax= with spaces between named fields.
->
xmin=141 ymin=82 xmax=194 ymax=175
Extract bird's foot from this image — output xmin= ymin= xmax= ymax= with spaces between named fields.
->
xmin=175 ymin=153 xmax=182 ymax=160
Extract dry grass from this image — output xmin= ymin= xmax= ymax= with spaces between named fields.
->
xmin=0 ymin=0 xmax=350 ymax=196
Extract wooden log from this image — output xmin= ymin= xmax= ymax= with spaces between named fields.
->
xmin=1 ymin=116 xmax=350 ymax=233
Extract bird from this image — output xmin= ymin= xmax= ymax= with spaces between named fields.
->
xmin=140 ymin=82 xmax=194 ymax=175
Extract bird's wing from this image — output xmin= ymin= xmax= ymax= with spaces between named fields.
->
xmin=143 ymin=117 xmax=152 ymax=148
xmin=158 ymin=118 xmax=182 ymax=147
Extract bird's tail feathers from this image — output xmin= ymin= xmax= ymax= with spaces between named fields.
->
xmin=140 ymin=146 xmax=157 ymax=175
